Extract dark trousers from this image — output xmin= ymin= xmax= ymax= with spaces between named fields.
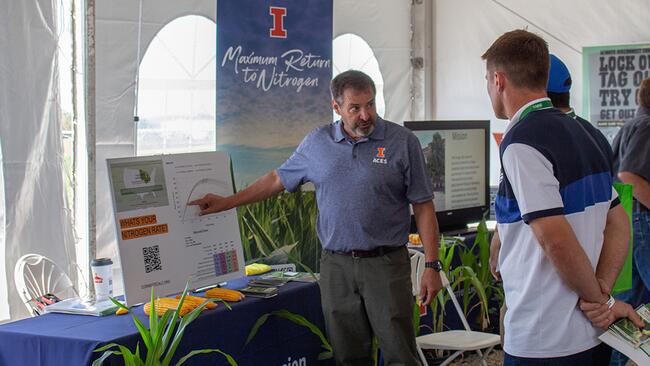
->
xmin=319 ymin=247 xmax=421 ymax=366
xmin=504 ymin=342 xmax=612 ymax=366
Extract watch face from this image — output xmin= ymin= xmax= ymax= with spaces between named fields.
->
xmin=426 ymin=260 xmax=442 ymax=271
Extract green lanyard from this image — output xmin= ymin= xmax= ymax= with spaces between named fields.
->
xmin=518 ymin=99 xmax=553 ymax=122
xmin=566 ymin=109 xmax=576 ymax=119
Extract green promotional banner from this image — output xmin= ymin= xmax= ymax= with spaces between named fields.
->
xmin=612 ymin=182 xmax=633 ymax=295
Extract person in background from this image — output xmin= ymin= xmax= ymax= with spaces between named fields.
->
xmin=608 ymin=76 xmax=650 ymax=366
xmin=483 ymin=29 xmax=642 ymax=365
xmin=190 ymin=70 xmax=442 ymax=365
xmin=546 ymin=54 xmax=613 ymax=169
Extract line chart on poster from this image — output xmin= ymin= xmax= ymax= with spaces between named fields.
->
xmin=171 ymin=175 xmax=232 ymax=223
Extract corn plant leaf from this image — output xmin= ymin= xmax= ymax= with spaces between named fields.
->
xmin=92 ymin=350 xmax=120 ymax=366
xmin=129 ymin=312 xmax=153 ymax=355
xmin=161 ymin=299 xmax=211 ymax=366
xmin=245 ymin=206 xmax=278 ymax=253
xmin=245 ymin=309 xmax=332 ymax=360
xmin=264 ymin=243 xmax=298 ymax=264
xmin=161 ymin=282 xmax=193 ymax=361
xmin=174 ymin=349 xmax=238 ymax=366
xmin=371 ymin=335 xmax=379 ymax=366
xmin=152 ymin=309 xmax=174 ymax=361
xmin=270 ymin=310 xmax=332 ymax=353
xmin=94 ymin=342 xmax=123 ymax=353
xmin=318 ymin=351 xmax=334 ymax=360
xmin=412 ymin=302 xmax=421 ymax=336
xmin=241 ymin=215 xmax=270 ymax=257
xmin=245 ymin=313 xmax=271 ymax=345
xmin=134 ymin=343 xmax=141 ymax=364
xmin=117 ymin=344 xmax=138 ymax=366
xmin=148 ymin=286 xmax=158 ymax=342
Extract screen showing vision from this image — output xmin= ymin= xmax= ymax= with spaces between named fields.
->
xmin=410 ymin=125 xmax=487 ymax=213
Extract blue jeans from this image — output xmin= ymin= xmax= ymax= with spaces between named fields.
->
xmin=610 ymin=210 xmax=650 ymax=366
xmin=505 ymin=343 xmax=612 ymax=366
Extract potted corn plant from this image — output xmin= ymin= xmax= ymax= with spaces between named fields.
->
xmin=92 ymin=282 xmax=237 ymax=366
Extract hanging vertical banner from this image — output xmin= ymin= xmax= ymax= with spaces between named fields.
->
xmin=583 ymin=44 xmax=650 ymax=143
xmin=216 ymin=0 xmax=333 ymax=189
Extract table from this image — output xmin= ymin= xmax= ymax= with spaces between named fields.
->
xmin=0 ymin=277 xmax=334 ymax=366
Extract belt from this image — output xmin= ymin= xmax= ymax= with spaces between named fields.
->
xmin=327 ymin=245 xmax=404 ymax=259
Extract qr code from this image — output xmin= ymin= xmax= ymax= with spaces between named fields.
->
xmin=143 ymin=245 xmax=162 ymax=273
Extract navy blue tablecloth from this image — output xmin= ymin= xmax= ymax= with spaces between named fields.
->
xmin=0 ymin=277 xmax=333 ymax=366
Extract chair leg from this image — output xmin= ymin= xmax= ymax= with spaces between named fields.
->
xmin=475 ymin=346 xmax=494 ymax=366
xmin=416 ymin=345 xmax=428 ymax=366
xmin=439 ymin=350 xmax=463 ymax=366
xmin=474 ymin=349 xmax=485 ymax=366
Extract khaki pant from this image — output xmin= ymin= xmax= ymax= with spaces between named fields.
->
xmin=319 ymin=247 xmax=421 ymax=366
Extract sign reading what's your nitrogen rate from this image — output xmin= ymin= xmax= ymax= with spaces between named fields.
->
xmin=583 ymin=44 xmax=650 ymax=143
xmin=216 ymin=0 xmax=333 ymax=188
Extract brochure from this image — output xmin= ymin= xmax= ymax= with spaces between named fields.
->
xmin=44 ymin=297 xmax=120 ymax=317
xmin=248 ymin=278 xmax=289 ymax=287
xmin=260 ymin=271 xmax=319 ymax=283
xmin=599 ymin=303 xmax=650 ymax=363
xmin=239 ymin=286 xmax=279 ymax=299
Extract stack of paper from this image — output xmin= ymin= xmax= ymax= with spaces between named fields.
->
xmin=599 ymin=303 xmax=650 ymax=363
xmin=239 ymin=286 xmax=279 ymax=299
xmin=44 ymin=297 xmax=119 ymax=317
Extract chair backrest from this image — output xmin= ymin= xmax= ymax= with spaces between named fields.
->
xmin=408 ymin=249 xmax=425 ymax=296
xmin=439 ymin=271 xmax=472 ymax=331
xmin=14 ymin=254 xmax=78 ymax=316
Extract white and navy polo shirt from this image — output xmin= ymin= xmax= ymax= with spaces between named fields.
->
xmin=496 ymin=98 xmax=618 ymax=357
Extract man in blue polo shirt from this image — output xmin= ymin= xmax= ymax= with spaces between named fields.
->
xmin=482 ymin=30 xmax=642 ymax=365
xmin=190 ymin=70 xmax=442 ymax=365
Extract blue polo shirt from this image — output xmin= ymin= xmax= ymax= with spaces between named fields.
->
xmin=277 ymin=117 xmax=434 ymax=252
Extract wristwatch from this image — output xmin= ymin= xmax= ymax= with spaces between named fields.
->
xmin=425 ymin=260 xmax=443 ymax=272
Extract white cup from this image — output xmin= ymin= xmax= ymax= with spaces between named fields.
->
xmin=91 ymin=258 xmax=113 ymax=302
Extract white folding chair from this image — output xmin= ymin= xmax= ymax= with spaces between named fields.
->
xmin=408 ymin=248 xmax=425 ymax=296
xmin=14 ymin=254 xmax=78 ymax=316
xmin=415 ymin=271 xmax=500 ymax=366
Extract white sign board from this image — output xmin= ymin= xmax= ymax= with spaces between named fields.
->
xmin=107 ymin=151 xmax=245 ymax=305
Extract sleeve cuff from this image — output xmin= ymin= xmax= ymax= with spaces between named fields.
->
xmin=522 ymin=207 xmax=564 ymax=224
xmin=409 ymin=194 xmax=435 ymax=205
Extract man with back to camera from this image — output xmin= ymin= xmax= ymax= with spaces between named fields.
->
xmin=483 ymin=29 xmax=643 ymax=365
xmin=607 ymin=76 xmax=650 ymax=366
xmin=189 ymin=70 xmax=442 ymax=365
xmin=488 ymin=52 xmax=619 ymax=348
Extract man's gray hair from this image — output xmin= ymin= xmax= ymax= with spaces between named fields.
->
xmin=330 ymin=70 xmax=376 ymax=105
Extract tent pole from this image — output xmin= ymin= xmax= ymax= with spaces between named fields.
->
xmin=85 ymin=0 xmax=97 ymax=295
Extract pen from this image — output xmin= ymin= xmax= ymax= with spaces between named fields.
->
xmin=193 ymin=282 xmax=227 ymax=293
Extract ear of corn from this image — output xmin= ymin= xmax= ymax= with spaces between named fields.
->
xmin=205 ymin=288 xmax=245 ymax=302
xmin=143 ymin=297 xmax=195 ymax=317
xmin=115 ymin=307 xmax=129 ymax=315
xmin=175 ymin=295 xmax=217 ymax=309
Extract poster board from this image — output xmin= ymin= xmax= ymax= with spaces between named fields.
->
xmin=582 ymin=43 xmax=650 ymax=143
xmin=107 ymin=151 xmax=244 ymax=305
xmin=216 ymin=0 xmax=333 ymax=189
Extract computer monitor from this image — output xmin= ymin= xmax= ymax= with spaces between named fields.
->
xmin=405 ymin=120 xmax=490 ymax=233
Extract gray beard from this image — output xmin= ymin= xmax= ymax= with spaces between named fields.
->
xmin=353 ymin=124 xmax=375 ymax=137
